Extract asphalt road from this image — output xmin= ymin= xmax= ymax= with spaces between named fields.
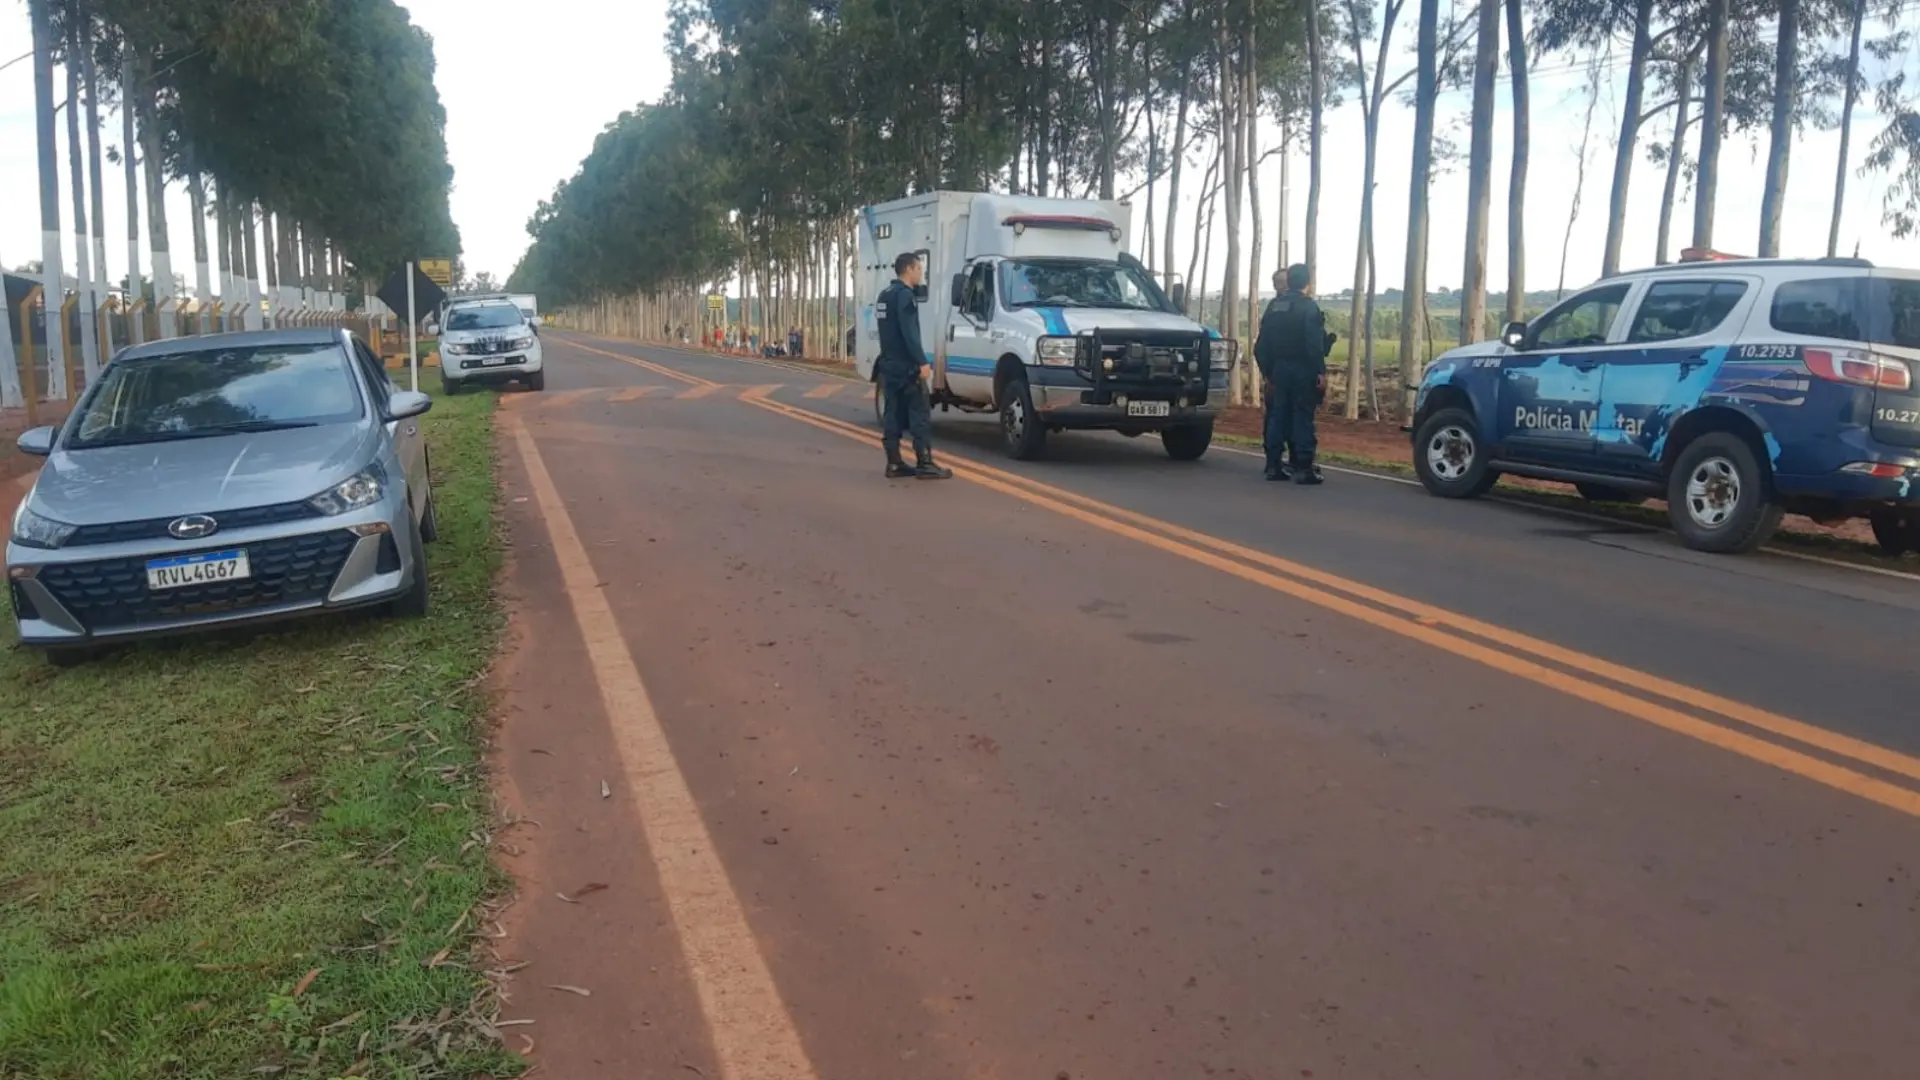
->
xmin=489 ymin=333 xmax=1920 ymax=1080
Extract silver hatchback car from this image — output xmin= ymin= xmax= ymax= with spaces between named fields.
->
xmin=6 ymin=328 xmax=437 ymax=664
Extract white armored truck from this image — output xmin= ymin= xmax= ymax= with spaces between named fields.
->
xmin=854 ymin=192 xmax=1234 ymax=460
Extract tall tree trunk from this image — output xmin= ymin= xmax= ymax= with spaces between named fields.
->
xmin=1602 ymin=0 xmax=1656 ymax=276
xmin=1503 ymin=0 xmax=1529 ymax=326
xmin=1144 ymin=102 xmax=1158 ymax=270
xmin=244 ymin=204 xmax=263 ymax=330
xmin=1828 ymin=0 xmax=1866 ymax=255
xmin=188 ymin=164 xmax=211 ymax=332
xmin=121 ymin=54 xmax=142 ymax=341
xmin=1461 ymin=0 xmax=1499 ymax=346
xmin=1218 ymin=24 xmax=1246 ymax=401
xmin=1561 ymin=61 xmax=1604 ymax=298
xmin=1245 ymin=7 xmax=1263 ymax=359
xmin=1305 ymin=0 xmax=1324 ymax=274
xmin=81 ymin=16 xmax=110 ymax=356
xmin=1692 ymin=0 xmax=1731 ymax=249
xmin=31 ymin=0 xmax=67 ymax=396
xmin=1656 ymin=51 xmax=1696 ymax=264
xmin=215 ymin=193 xmax=233 ymax=316
xmin=1345 ymin=0 xmax=1399 ymax=419
xmin=261 ymin=209 xmax=279 ymax=326
xmin=135 ymin=54 xmax=175 ymax=339
xmin=66 ymin=13 xmax=99 ymax=379
xmin=1400 ymin=0 xmax=1440 ymax=418
xmin=1185 ymin=140 xmax=1223 ymax=313
xmin=1162 ymin=62 xmax=1192 ymax=281
xmin=1757 ymin=0 xmax=1799 ymax=256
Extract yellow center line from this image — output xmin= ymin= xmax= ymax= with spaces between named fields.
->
xmin=737 ymin=385 xmax=784 ymax=402
xmin=738 ymin=394 xmax=1920 ymax=819
xmin=803 ymin=384 xmax=842 ymax=399
xmin=609 ymin=386 xmax=661 ymax=402
xmin=677 ymin=384 xmax=720 ymax=400
xmin=507 ymin=411 xmax=822 ymax=1080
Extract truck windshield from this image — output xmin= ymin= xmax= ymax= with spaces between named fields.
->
xmin=1001 ymin=259 xmax=1169 ymax=312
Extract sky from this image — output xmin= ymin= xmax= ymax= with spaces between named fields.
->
xmin=0 ymin=0 xmax=1913 ymax=306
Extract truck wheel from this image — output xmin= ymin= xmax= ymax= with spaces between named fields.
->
xmin=1161 ymin=421 xmax=1213 ymax=461
xmin=526 ymin=370 xmax=546 ymax=392
xmin=999 ymin=376 xmax=1047 ymax=460
xmin=1413 ymin=407 xmax=1498 ymax=498
xmin=1869 ymin=509 xmax=1918 ymax=556
xmin=1666 ymin=432 xmax=1783 ymax=554
xmin=1575 ymin=482 xmax=1646 ymax=505
xmin=440 ymin=371 xmax=461 ymax=396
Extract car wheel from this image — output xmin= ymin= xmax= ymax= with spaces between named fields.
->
xmin=1666 ymin=432 xmax=1783 ymax=554
xmin=441 ymin=372 xmax=461 ymax=396
xmin=1413 ymin=407 xmax=1498 ymax=498
xmin=1868 ymin=509 xmax=1917 ymax=556
xmin=999 ymin=376 xmax=1047 ymax=460
xmin=1161 ymin=420 xmax=1214 ymax=461
xmin=526 ymin=370 xmax=546 ymax=392
xmin=1575 ymin=482 xmax=1647 ymax=505
xmin=389 ymin=524 xmax=431 ymax=618
xmin=419 ymin=487 xmax=440 ymax=544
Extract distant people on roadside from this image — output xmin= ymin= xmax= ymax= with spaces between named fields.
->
xmin=1254 ymin=263 xmax=1331 ymax=486
xmin=788 ymin=326 xmax=803 ymax=359
xmin=875 ymin=252 xmax=951 ymax=480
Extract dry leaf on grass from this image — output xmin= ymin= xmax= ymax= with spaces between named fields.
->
xmin=292 ymin=968 xmax=322 ymax=998
xmin=556 ymin=882 xmax=609 ymax=904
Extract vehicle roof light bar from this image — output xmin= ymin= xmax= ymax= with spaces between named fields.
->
xmin=1003 ymin=214 xmax=1123 ymax=241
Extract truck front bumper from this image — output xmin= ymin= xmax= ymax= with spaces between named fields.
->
xmin=1030 ymin=368 xmax=1228 ymax=429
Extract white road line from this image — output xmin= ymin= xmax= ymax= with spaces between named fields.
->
xmin=508 ymin=414 xmax=820 ymax=1080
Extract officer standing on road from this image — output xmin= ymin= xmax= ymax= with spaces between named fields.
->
xmin=1255 ymin=263 xmax=1331 ymax=485
xmin=876 ymin=253 xmax=952 ymax=480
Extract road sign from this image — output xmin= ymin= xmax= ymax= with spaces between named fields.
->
xmin=376 ymin=265 xmax=447 ymax=326
xmin=707 ymin=294 xmax=726 ymax=313
xmin=418 ymin=258 xmax=454 ymax=288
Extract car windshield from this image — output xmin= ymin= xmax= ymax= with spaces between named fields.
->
xmin=67 ymin=343 xmax=363 ymax=449
xmin=1001 ymin=259 xmax=1169 ymax=312
xmin=447 ymin=304 xmax=526 ymax=331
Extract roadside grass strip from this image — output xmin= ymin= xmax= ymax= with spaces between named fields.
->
xmin=0 ymin=388 xmax=524 ymax=1079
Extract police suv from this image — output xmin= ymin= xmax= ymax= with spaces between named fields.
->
xmin=1409 ymin=253 xmax=1920 ymax=554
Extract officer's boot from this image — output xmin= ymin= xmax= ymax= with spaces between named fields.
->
xmin=914 ymin=449 xmax=954 ymax=480
xmin=1293 ymin=453 xmax=1324 ymax=485
xmin=1266 ymin=459 xmax=1294 ymax=482
xmin=886 ymin=446 xmax=915 ymax=479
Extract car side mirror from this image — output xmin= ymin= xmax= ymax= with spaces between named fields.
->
xmin=1170 ymin=283 xmax=1188 ymax=314
xmin=388 ymin=390 xmax=433 ymax=420
xmin=16 ymin=426 xmax=55 ymax=456
xmin=950 ymin=274 xmax=967 ymax=308
xmin=1500 ymin=321 xmax=1528 ymax=349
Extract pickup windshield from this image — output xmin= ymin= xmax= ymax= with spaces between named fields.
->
xmin=446 ymin=304 xmax=527 ymax=331
xmin=1001 ymin=259 xmax=1170 ymax=313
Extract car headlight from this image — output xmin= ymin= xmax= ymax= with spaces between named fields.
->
xmin=1036 ymin=336 xmax=1079 ymax=367
xmin=508 ymin=335 xmax=535 ymax=351
xmin=1210 ymin=339 xmax=1238 ymax=370
xmin=308 ymin=461 xmax=388 ymax=516
xmin=443 ymin=341 xmax=469 ymax=356
xmin=11 ymin=503 xmax=76 ymax=550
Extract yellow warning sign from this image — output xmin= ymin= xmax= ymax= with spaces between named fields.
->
xmin=419 ymin=258 xmax=454 ymax=287
xmin=706 ymin=294 xmax=726 ymax=312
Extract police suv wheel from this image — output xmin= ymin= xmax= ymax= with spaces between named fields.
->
xmin=1665 ymin=433 xmax=1783 ymax=554
xmin=1868 ymin=509 xmax=1919 ymax=557
xmin=1000 ymin=376 xmax=1047 ymax=460
xmin=1412 ymin=408 xmax=1497 ymax=498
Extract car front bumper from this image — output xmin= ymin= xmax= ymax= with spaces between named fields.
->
xmin=6 ymin=495 xmax=422 ymax=648
xmin=443 ymin=342 xmax=543 ymax=382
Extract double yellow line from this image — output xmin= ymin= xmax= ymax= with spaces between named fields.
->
xmin=564 ymin=339 xmax=1920 ymax=820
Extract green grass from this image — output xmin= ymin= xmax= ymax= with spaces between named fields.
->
xmin=0 ymin=388 xmax=522 ymax=1079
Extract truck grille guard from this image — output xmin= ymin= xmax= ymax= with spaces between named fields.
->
xmin=1076 ymin=328 xmax=1213 ymax=405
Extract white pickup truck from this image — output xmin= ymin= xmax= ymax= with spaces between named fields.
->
xmin=854 ymin=192 xmax=1233 ymax=461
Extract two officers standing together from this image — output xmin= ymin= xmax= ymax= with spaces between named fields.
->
xmin=1255 ymin=262 xmax=1333 ymax=485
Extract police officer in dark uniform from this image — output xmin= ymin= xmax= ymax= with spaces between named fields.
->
xmin=875 ymin=252 xmax=952 ymax=480
xmin=1255 ymin=263 xmax=1332 ymax=485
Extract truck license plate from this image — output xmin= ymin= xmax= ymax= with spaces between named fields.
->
xmin=481 ymin=356 xmax=507 ymax=366
xmin=1126 ymin=400 xmax=1171 ymax=418
xmin=146 ymin=549 xmax=251 ymax=590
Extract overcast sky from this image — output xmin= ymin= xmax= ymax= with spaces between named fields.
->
xmin=0 ymin=0 xmax=1912 ymax=304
